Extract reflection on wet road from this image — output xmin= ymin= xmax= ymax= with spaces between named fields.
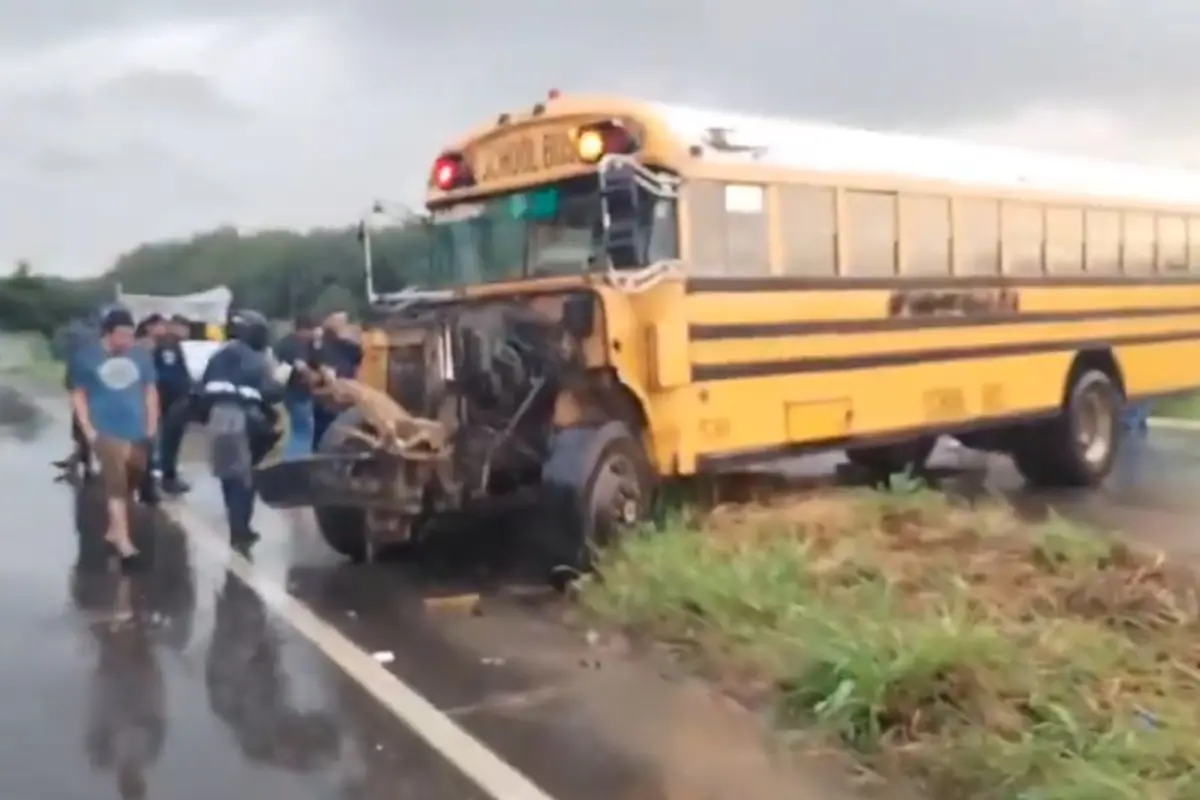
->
xmin=5 ymin=382 xmax=1200 ymax=800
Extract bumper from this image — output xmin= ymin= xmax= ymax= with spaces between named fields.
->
xmin=254 ymin=453 xmax=407 ymax=510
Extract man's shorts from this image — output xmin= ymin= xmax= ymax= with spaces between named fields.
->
xmin=93 ymin=436 xmax=149 ymax=499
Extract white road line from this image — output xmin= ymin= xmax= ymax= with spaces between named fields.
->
xmin=164 ymin=503 xmax=557 ymax=800
xmin=1148 ymin=417 xmax=1200 ymax=431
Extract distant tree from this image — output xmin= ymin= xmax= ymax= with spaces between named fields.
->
xmin=0 ymin=216 xmax=438 ymax=332
xmin=309 ymin=283 xmax=360 ymax=320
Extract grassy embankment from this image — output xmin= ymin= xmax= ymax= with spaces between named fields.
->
xmin=1152 ymin=393 xmax=1200 ymax=420
xmin=581 ymin=480 xmax=1200 ymax=799
xmin=0 ymin=333 xmax=63 ymax=385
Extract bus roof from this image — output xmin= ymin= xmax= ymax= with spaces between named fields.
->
xmin=430 ymin=93 xmax=1200 ymax=209
xmin=651 ymin=100 xmax=1200 ymax=207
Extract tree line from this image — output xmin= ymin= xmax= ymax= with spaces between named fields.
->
xmin=0 ymin=219 xmax=431 ymax=334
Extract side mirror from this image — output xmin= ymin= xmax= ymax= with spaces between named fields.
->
xmin=599 ymin=162 xmax=648 ymax=268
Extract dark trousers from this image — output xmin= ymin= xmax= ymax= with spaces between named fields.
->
xmin=220 ymin=426 xmax=278 ymax=539
xmin=312 ymin=405 xmax=337 ymax=450
xmin=220 ymin=477 xmax=255 ymax=537
xmin=71 ymin=414 xmax=92 ymax=473
xmin=158 ymin=391 xmax=186 ymax=480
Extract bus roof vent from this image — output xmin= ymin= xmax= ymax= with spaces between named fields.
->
xmin=702 ymin=127 xmax=768 ymax=159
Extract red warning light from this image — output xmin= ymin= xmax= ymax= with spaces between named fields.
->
xmin=431 ymin=153 xmax=469 ymax=191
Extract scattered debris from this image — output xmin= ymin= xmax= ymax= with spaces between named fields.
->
xmin=423 ymin=593 xmax=483 ymax=615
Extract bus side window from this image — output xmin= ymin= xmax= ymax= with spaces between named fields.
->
xmin=955 ymin=197 xmax=1000 ymax=275
xmin=779 ymin=185 xmax=836 ymax=276
xmin=1189 ymin=217 xmax=1200 ymax=271
xmin=1002 ymin=202 xmax=1045 ymax=275
xmin=685 ymin=180 xmax=769 ymax=276
xmin=1084 ymin=209 xmax=1120 ymax=274
xmin=1123 ymin=212 xmax=1154 ymax=274
xmin=844 ymin=190 xmax=897 ymax=276
xmin=1045 ymin=207 xmax=1083 ymax=274
xmin=1157 ymin=215 xmax=1187 ymax=272
xmin=900 ymin=194 xmax=950 ymax=276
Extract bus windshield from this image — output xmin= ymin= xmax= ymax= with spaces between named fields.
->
xmin=418 ymin=175 xmax=677 ymax=289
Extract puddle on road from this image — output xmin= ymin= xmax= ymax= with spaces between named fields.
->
xmin=0 ymin=386 xmax=48 ymax=441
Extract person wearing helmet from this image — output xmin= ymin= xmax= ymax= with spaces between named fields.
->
xmin=198 ymin=310 xmax=285 ymax=546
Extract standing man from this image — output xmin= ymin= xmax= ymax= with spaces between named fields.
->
xmin=272 ymin=314 xmax=318 ymax=459
xmin=311 ymin=311 xmax=363 ymax=448
xmin=198 ymin=310 xmax=284 ymax=546
xmin=53 ymin=311 xmax=101 ymax=478
xmin=152 ymin=315 xmax=192 ymax=494
xmin=133 ymin=314 xmax=167 ymax=505
xmin=68 ymin=307 xmax=159 ymax=563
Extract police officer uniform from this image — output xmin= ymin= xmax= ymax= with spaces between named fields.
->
xmin=151 ymin=320 xmax=192 ymax=494
xmin=197 ymin=311 xmax=284 ymax=545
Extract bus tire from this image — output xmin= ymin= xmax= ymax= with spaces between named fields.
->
xmin=846 ymin=437 xmax=935 ymax=483
xmin=538 ymin=422 xmax=654 ymax=573
xmin=1011 ymin=368 xmax=1122 ymax=488
xmin=313 ymin=408 xmax=368 ymax=562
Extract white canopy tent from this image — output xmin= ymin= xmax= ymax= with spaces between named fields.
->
xmin=116 ymin=284 xmax=233 ymax=327
xmin=116 ymin=285 xmax=233 ymax=381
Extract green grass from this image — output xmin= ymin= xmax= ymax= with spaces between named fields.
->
xmin=0 ymin=333 xmax=63 ymax=385
xmin=581 ymin=487 xmax=1200 ymax=800
xmin=1151 ymin=393 xmax=1200 ymax=420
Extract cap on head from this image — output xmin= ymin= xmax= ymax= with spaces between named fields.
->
xmin=100 ymin=307 xmax=135 ymax=333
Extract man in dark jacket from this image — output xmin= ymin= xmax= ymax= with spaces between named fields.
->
xmin=152 ymin=316 xmax=192 ymax=494
xmin=311 ymin=312 xmax=362 ymax=448
xmin=199 ymin=310 xmax=285 ymax=545
xmin=130 ymin=315 xmax=166 ymax=506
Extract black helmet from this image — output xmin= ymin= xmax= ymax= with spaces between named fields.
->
xmin=226 ymin=309 xmax=271 ymax=352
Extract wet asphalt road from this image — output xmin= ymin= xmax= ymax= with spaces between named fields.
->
xmin=3 ymin=383 xmax=1200 ymax=800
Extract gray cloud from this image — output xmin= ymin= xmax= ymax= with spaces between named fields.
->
xmin=0 ymin=0 xmax=1197 ymax=275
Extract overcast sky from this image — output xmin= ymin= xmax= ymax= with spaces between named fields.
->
xmin=2 ymin=1 xmax=1198 ymax=275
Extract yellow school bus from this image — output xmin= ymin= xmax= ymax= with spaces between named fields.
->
xmin=274 ymin=91 xmax=1200 ymax=563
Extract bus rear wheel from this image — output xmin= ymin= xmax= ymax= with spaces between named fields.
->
xmin=1011 ymin=368 xmax=1122 ymax=488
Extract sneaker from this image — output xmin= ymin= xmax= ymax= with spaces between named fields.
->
xmin=230 ymin=528 xmax=261 ymax=551
xmin=160 ymin=476 xmax=191 ymax=495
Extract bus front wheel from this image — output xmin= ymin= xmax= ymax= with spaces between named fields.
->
xmin=1011 ymin=369 xmax=1122 ymax=488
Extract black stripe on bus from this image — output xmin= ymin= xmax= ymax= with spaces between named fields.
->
xmin=690 ymin=329 xmax=1200 ymax=382
xmin=689 ymin=304 xmax=1200 ymax=339
xmin=685 ymin=274 xmax=1200 ymax=293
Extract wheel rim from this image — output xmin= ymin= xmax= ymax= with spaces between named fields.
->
xmin=588 ymin=450 xmax=642 ymax=547
xmin=1076 ymin=385 xmax=1114 ymax=466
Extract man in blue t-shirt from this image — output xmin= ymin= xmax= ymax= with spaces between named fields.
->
xmin=68 ymin=307 xmax=160 ymax=563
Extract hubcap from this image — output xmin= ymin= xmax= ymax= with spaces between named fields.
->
xmin=1076 ymin=386 xmax=1114 ymax=466
xmin=588 ymin=451 xmax=641 ymax=545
